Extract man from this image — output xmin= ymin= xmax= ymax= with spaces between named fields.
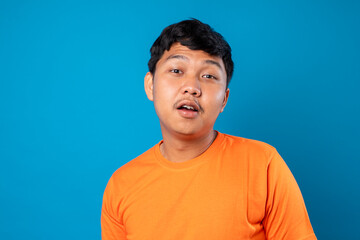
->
xmin=101 ymin=19 xmax=316 ymax=240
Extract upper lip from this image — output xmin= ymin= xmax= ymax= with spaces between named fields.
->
xmin=175 ymin=99 xmax=201 ymax=112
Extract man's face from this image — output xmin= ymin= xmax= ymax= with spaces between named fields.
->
xmin=144 ymin=43 xmax=229 ymax=139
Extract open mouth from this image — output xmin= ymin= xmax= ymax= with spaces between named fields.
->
xmin=177 ymin=104 xmax=198 ymax=112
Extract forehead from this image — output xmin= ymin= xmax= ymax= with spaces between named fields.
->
xmin=157 ymin=43 xmax=225 ymax=70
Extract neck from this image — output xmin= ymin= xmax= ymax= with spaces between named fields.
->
xmin=160 ymin=130 xmax=217 ymax=163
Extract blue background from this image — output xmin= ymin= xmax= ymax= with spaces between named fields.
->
xmin=1 ymin=0 xmax=359 ymax=239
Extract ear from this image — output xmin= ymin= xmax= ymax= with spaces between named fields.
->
xmin=220 ymin=88 xmax=230 ymax=113
xmin=144 ymin=72 xmax=154 ymax=101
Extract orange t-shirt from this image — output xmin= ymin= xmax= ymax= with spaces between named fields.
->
xmin=101 ymin=132 xmax=316 ymax=240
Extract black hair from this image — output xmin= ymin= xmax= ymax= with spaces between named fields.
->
xmin=148 ymin=19 xmax=234 ymax=87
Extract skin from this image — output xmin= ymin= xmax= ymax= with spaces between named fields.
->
xmin=144 ymin=43 xmax=230 ymax=163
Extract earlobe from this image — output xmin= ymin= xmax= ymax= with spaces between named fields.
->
xmin=220 ymin=88 xmax=230 ymax=113
xmin=144 ymin=72 xmax=154 ymax=101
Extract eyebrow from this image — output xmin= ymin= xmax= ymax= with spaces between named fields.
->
xmin=166 ymin=54 xmax=189 ymax=62
xmin=204 ymin=59 xmax=222 ymax=70
xmin=165 ymin=54 xmax=223 ymax=70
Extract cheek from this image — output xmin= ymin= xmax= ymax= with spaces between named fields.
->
xmin=155 ymin=79 xmax=179 ymax=99
xmin=211 ymin=89 xmax=226 ymax=107
xmin=153 ymin=78 xmax=166 ymax=97
xmin=202 ymin=93 xmax=225 ymax=115
xmin=153 ymin=80 xmax=177 ymax=110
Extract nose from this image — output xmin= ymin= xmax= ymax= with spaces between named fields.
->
xmin=181 ymin=76 xmax=202 ymax=97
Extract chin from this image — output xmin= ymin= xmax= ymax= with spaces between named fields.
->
xmin=173 ymin=126 xmax=211 ymax=138
xmin=160 ymin=120 xmax=213 ymax=138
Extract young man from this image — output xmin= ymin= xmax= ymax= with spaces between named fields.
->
xmin=101 ymin=19 xmax=316 ymax=240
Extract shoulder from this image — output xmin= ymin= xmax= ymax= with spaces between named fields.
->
xmin=105 ymin=144 xmax=159 ymax=195
xmin=221 ymin=133 xmax=277 ymax=161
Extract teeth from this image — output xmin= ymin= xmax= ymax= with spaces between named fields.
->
xmin=183 ymin=105 xmax=194 ymax=110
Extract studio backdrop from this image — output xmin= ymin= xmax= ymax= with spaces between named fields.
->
xmin=0 ymin=0 xmax=359 ymax=239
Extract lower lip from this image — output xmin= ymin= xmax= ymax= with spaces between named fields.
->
xmin=177 ymin=109 xmax=199 ymax=118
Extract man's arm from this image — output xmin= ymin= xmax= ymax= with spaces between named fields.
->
xmin=101 ymin=177 xmax=126 ymax=240
xmin=263 ymin=151 xmax=316 ymax=240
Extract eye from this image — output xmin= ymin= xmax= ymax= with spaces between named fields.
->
xmin=202 ymin=74 xmax=217 ymax=80
xmin=170 ymin=69 xmax=182 ymax=74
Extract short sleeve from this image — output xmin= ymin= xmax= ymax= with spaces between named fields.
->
xmin=263 ymin=151 xmax=316 ymax=240
xmin=101 ymin=176 xmax=127 ymax=240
